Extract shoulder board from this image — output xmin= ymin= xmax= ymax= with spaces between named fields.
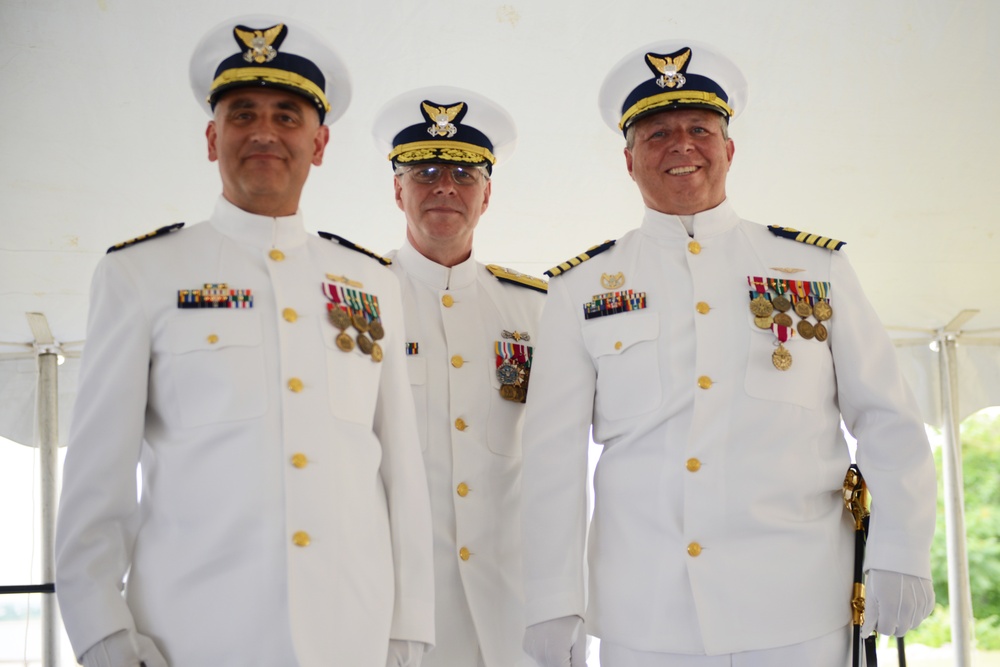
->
xmin=318 ymin=231 xmax=392 ymax=265
xmin=106 ymin=222 xmax=184 ymax=254
xmin=767 ymin=225 xmax=845 ymax=251
xmin=486 ymin=265 xmax=548 ymax=294
xmin=544 ymin=239 xmax=616 ymax=278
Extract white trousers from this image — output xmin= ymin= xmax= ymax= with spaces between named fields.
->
xmin=599 ymin=624 xmax=851 ymax=667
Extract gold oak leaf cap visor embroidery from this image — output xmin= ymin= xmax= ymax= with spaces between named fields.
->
xmin=373 ymin=85 xmax=517 ymax=175
xmin=189 ymin=14 xmax=352 ymax=125
xmin=598 ymin=39 xmax=747 ymax=134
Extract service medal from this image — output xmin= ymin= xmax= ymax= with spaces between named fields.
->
xmin=797 ymin=320 xmax=815 ymax=340
xmin=794 ymin=300 xmax=813 ymax=318
xmin=749 ymin=295 xmax=774 ymax=317
xmin=336 ymin=331 xmax=355 ymax=352
xmin=368 ymin=320 xmax=385 ymax=341
xmin=357 ymin=332 xmax=374 ymax=354
xmin=814 ymin=322 xmax=829 ymax=341
xmin=497 ymin=361 xmax=520 ymax=385
xmin=814 ymin=301 xmax=833 ymax=321
xmin=754 ymin=315 xmax=774 ymax=329
xmin=772 ymin=343 xmax=793 ymax=371
xmin=774 ymin=313 xmax=793 ymax=328
xmin=351 ymin=312 xmax=369 ymax=333
xmin=772 ymin=295 xmax=792 ymax=313
xmin=329 ymin=307 xmax=351 ymax=330
xmin=371 ymin=342 xmax=384 ymax=363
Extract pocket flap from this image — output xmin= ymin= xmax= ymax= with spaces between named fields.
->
xmin=582 ymin=310 xmax=659 ymax=358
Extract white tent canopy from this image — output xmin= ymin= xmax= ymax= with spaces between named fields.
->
xmin=1 ymin=1 xmax=998 ymax=665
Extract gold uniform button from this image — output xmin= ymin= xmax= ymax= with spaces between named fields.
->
xmin=282 ymin=308 xmax=298 ymax=323
xmin=686 ymin=458 xmax=701 ymax=472
xmin=696 ymin=302 xmax=711 ymax=314
xmin=614 ymin=341 xmax=623 ymax=351
xmin=687 ymin=542 xmax=702 ymax=557
xmin=451 ymin=355 xmax=464 ymax=368
xmin=207 ymin=334 xmax=219 ymax=344
xmin=441 ymin=294 xmax=454 ymax=307
xmin=269 ymin=249 xmax=285 ymax=262
xmin=456 ymin=483 xmax=469 ymax=497
xmin=454 ymin=418 xmax=468 ymax=432
xmin=292 ymin=531 xmax=311 ymax=547
xmin=288 ymin=378 xmax=304 ymax=393
xmin=688 ymin=240 xmax=702 ymax=255
xmin=697 ymin=376 xmax=713 ymax=390
xmin=291 ymin=453 xmax=308 ymax=469
xmin=459 ymin=547 xmax=471 ymax=561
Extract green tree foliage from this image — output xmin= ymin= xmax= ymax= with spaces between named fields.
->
xmin=909 ymin=410 xmax=1000 ymax=648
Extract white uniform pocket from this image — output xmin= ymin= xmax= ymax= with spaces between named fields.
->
xmin=322 ymin=322 xmax=381 ymax=426
xmin=406 ymin=355 xmax=429 ymax=450
xmin=743 ymin=313 xmax=832 ymax=410
xmin=486 ymin=344 xmax=531 ymax=458
xmin=583 ymin=310 xmax=661 ymax=420
xmin=164 ymin=310 xmax=267 ymax=428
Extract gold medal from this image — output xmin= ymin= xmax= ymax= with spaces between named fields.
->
xmin=797 ymin=320 xmax=815 ymax=339
xmin=814 ymin=322 xmax=828 ymax=341
xmin=749 ymin=295 xmax=774 ymax=317
xmin=794 ymin=300 xmax=813 ymax=318
xmin=336 ymin=331 xmax=355 ymax=352
xmin=351 ymin=312 xmax=369 ymax=333
xmin=813 ymin=301 xmax=833 ymax=321
xmin=772 ymin=296 xmax=792 ymax=313
xmin=371 ymin=342 xmax=383 ymax=362
xmin=357 ymin=332 xmax=374 ymax=354
xmin=772 ymin=343 xmax=792 ymax=371
xmin=329 ymin=307 xmax=351 ymax=330
xmin=368 ymin=320 xmax=385 ymax=341
xmin=754 ymin=315 xmax=774 ymax=329
xmin=774 ymin=313 xmax=793 ymax=328
xmin=499 ymin=385 xmax=520 ymax=401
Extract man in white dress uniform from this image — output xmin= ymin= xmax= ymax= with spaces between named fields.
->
xmin=521 ymin=40 xmax=936 ymax=667
xmin=373 ymin=87 xmax=547 ymax=666
xmin=55 ymin=15 xmax=433 ymax=667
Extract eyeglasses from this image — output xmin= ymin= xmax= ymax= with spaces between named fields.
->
xmin=397 ymin=164 xmax=488 ymax=186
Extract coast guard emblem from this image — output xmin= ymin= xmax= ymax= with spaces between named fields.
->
xmin=646 ymin=47 xmax=691 ymax=89
xmin=234 ymin=23 xmax=286 ymax=64
xmin=422 ymin=101 xmax=465 ymax=138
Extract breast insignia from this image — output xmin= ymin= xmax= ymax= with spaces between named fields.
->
xmin=486 ymin=265 xmax=548 ymax=293
xmin=318 ymin=231 xmax=392 ymax=265
xmin=767 ymin=226 xmax=845 ymax=251
xmin=106 ymin=222 xmax=185 ymax=253
xmin=544 ymin=239 xmax=617 ymax=278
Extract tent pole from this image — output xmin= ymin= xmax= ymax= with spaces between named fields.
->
xmin=37 ymin=350 xmax=61 ymax=667
xmin=938 ymin=334 xmax=974 ymax=665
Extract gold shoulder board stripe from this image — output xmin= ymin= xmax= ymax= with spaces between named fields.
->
xmin=107 ymin=222 xmax=185 ymax=254
xmin=318 ymin=231 xmax=392 ymax=265
xmin=767 ymin=225 xmax=845 ymax=251
xmin=486 ymin=265 xmax=548 ymax=294
xmin=544 ymin=239 xmax=617 ymax=278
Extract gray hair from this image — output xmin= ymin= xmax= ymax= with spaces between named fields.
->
xmin=624 ymin=112 xmax=730 ymax=150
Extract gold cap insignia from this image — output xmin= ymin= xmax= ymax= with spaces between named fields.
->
xmin=646 ymin=48 xmax=691 ymax=89
xmin=234 ymin=24 xmax=286 ymax=64
xmin=422 ymin=101 xmax=465 ymax=138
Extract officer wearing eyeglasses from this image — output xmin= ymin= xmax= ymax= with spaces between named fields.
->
xmin=373 ymin=87 xmax=547 ymax=667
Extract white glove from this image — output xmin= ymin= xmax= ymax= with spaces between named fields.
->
xmin=523 ymin=615 xmax=586 ymax=667
xmin=385 ymin=639 xmax=426 ymax=667
xmin=861 ymin=568 xmax=935 ymax=637
xmin=80 ymin=629 xmax=168 ymax=667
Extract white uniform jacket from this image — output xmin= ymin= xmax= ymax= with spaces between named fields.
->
xmin=521 ymin=201 xmax=935 ymax=655
xmin=388 ymin=241 xmax=545 ymax=667
xmin=55 ymin=198 xmax=434 ymax=666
